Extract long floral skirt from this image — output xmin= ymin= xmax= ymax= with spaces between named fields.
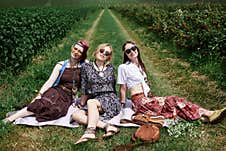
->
xmin=131 ymin=93 xmax=203 ymax=120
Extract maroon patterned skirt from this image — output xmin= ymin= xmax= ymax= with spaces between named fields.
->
xmin=131 ymin=93 xmax=202 ymax=120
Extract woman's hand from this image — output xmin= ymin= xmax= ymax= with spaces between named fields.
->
xmin=121 ymin=102 xmax=125 ymax=108
xmin=79 ymin=95 xmax=88 ymax=107
xmin=148 ymin=91 xmax=153 ymax=98
xmin=31 ymin=93 xmax=42 ymax=103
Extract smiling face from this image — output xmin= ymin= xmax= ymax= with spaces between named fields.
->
xmin=94 ymin=44 xmax=112 ymax=63
xmin=124 ymin=43 xmax=138 ymax=60
xmin=71 ymin=44 xmax=84 ymax=60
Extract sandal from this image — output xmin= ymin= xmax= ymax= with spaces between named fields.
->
xmin=103 ymin=123 xmax=120 ymax=139
xmin=208 ymin=107 xmax=226 ymax=124
xmin=74 ymin=127 xmax=97 ymax=145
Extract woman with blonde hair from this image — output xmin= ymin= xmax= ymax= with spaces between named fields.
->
xmin=72 ymin=43 xmax=121 ymax=144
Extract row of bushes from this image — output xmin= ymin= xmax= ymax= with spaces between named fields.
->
xmin=111 ymin=2 xmax=226 ymax=89
xmin=111 ymin=3 xmax=226 ymax=58
xmin=0 ymin=6 xmax=96 ymax=74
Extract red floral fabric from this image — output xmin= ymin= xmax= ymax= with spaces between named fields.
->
xmin=132 ymin=94 xmax=202 ymax=120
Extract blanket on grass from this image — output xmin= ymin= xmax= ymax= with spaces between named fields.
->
xmin=13 ymin=99 xmax=174 ymax=127
xmin=13 ymin=99 xmax=139 ymax=127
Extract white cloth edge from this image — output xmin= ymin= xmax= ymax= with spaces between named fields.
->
xmin=13 ymin=99 xmax=139 ymax=128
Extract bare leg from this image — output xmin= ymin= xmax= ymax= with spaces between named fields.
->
xmin=74 ymin=99 xmax=101 ymax=144
xmin=72 ymin=107 xmax=106 ymax=128
xmin=86 ymin=99 xmax=119 ymax=134
xmin=6 ymin=107 xmax=34 ymax=122
xmin=74 ymin=99 xmax=119 ymax=144
xmin=86 ymin=99 xmax=102 ymax=128
xmin=199 ymin=108 xmax=214 ymax=117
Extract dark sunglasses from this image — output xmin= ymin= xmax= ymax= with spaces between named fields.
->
xmin=125 ymin=46 xmax=137 ymax=54
xmin=99 ymin=49 xmax=111 ymax=56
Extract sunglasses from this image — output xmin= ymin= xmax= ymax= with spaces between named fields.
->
xmin=72 ymin=47 xmax=83 ymax=55
xmin=99 ymin=49 xmax=111 ymax=56
xmin=125 ymin=46 xmax=137 ymax=54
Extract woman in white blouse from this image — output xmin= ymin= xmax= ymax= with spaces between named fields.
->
xmin=117 ymin=41 xmax=226 ymax=124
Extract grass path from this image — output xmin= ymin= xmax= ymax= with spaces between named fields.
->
xmin=0 ymin=8 xmax=226 ymax=151
xmin=110 ymin=9 xmax=226 ymax=150
xmin=85 ymin=10 xmax=104 ymax=42
xmin=108 ymin=9 xmax=177 ymax=95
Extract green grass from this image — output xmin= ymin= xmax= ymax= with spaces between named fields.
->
xmin=113 ymin=10 xmax=226 ymax=106
xmin=0 ymin=7 xmax=226 ymax=151
xmin=112 ymin=9 xmax=226 ymax=150
xmin=0 ymin=9 xmax=102 ymax=149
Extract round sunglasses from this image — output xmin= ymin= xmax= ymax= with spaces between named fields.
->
xmin=99 ymin=49 xmax=111 ymax=56
xmin=125 ymin=46 xmax=137 ymax=54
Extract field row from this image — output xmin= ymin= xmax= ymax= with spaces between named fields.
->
xmin=111 ymin=3 xmax=226 ymax=59
xmin=0 ymin=7 xmax=96 ymax=74
xmin=111 ymin=2 xmax=226 ymax=89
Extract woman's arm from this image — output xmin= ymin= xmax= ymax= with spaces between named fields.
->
xmin=35 ymin=63 xmax=62 ymax=99
xmin=117 ymin=65 xmax=128 ymax=106
xmin=79 ymin=63 xmax=89 ymax=106
xmin=120 ymin=84 xmax=127 ymax=105
xmin=80 ymin=95 xmax=88 ymax=106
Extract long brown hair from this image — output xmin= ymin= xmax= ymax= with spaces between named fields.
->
xmin=122 ymin=41 xmax=146 ymax=73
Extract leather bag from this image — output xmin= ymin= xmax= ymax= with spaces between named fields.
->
xmin=120 ymin=112 xmax=164 ymax=127
xmin=132 ymin=123 xmax=160 ymax=142
xmin=114 ymin=113 xmax=162 ymax=151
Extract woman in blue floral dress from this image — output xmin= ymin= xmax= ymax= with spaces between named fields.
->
xmin=72 ymin=43 xmax=121 ymax=144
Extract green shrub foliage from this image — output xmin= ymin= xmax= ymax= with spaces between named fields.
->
xmin=111 ymin=3 xmax=226 ymax=58
xmin=0 ymin=7 xmax=95 ymax=73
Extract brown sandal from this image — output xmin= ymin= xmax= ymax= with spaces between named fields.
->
xmin=103 ymin=123 xmax=120 ymax=139
xmin=75 ymin=127 xmax=97 ymax=144
xmin=208 ymin=107 xmax=226 ymax=124
xmin=201 ymin=107 xmax=226 ymax=124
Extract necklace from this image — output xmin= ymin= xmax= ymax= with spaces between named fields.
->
xmin=94 ymin=61 xmax=105 ymax=77
xmin=70 ymin=59 xmax=78 ymax=99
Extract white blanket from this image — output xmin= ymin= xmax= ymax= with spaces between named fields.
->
xmin=14 ymin=99 xmax=139 ymax=127
xmin=14 ymin=99 xmax=174 ymax=127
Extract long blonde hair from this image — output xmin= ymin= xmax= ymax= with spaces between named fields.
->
xmin=93 ymin=43 xmax=113 ymax=66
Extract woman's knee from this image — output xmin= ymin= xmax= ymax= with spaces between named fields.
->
xmin=72 ymin=109 xmax=85 ymax=120
xmin=87 ymin=99 xmax=99 ymax=106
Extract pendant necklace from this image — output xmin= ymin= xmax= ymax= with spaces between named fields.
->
xmin=94 ymin=61 xmax=104 ymax=77
xmin=70 ymin=60 xmax=78 ymax=99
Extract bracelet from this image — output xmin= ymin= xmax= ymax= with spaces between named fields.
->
xmin=121 ymin=102 xmax=125 ymax=108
